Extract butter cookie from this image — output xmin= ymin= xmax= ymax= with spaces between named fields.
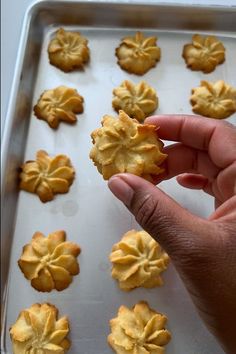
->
xmin=190 ymin=80 xmax=236 ymax=119
xmin=19 ymin=150 xmax=75 ymax=202
xmin=108 ymin=301 xmax=171 ymax=354
xmin=110 ymin=229 xmax=169 ymax=291
xmin=183 ymin=34 xmax=225 ymax=73
xmin=18 ymin=230 xmax=81 ymax=292
xmin=48 ymin=28 xmax=89 ymax=72
xmin=112 ymin=80 xmax=158 ymax=122
xmin=116 ymin=32 xmax=161 ymax=75
xmin=34 ymin=86 xmax=84 ymax=129
xmin=89 ymin=110 xmax=167 ymax=181
xmin=10 ymin=303 xmax=70 ymax=354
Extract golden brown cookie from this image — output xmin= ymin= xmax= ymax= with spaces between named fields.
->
xmin=10 ymin=303 xmax=70 ymax=354
xmin=19 ymin=150 xmax=75 ymax=202
xmin=89 ymin=110 xmax=167 ymax=181
xmin=108 ymin=301 xmax=171 ymax=354
xmin=110 ymin=229 xmax=169 ymax=291
xmin=18 ymin=230 xmax=81 ymax=292
xmin=112 ymin=80 xmax=158 ymax=122
xmin=34 ymin=86 xmax=84 ymax=129
xmin=116 ymin=31 xmax=161 ymax=75
xmin=48 ymin=28 xmax=89 ymax=72
xmin=190 ymin=80 xmax=236 ymax=119
xmin=182 ymin=34 xmax=225 ymax=73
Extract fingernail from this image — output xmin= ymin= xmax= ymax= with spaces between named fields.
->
xmin=108 ymin=176 xmax=134 ymax=207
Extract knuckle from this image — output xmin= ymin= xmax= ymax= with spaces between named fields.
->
xmin=131 ymin=192 xmax=170 ymax=238
xmin=132 ymin=193 xmax=158 ymax=230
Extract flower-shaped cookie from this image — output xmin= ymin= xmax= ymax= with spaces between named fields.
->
xmin=190 ymin=80 xmax=236 ymax=119
xmin=34 ymin=86 xmax=84 ymax=129
xmin=108 ymin=301 xmax=171 ymax=354
xmin=10 ymin=303 xmax=70 ymax=354
xmin=18 ymin=231 xmax=81 ymax=292
xmin=48 ymin=28 xmax=89 ymax=72
xmin=19 ymin=150 xmax=75 ymax=202
xmin=89 ymin=110 xmax=167 ymax=181
xmin=116 ymin=32 xmax=161 ymax=75
xmin=182 ymin=34 xmax=225 ymax=73
xmin=110 ymin=230 xmax=169 ymax=291
xmin=112 ymin=80 xmax=158 ymax=122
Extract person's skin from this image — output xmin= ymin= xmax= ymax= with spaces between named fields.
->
xmin=108 ymin=115 xmax=236 ymax=354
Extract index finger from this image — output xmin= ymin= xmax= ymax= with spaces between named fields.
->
xmin=145 ymin=114 xmax=236 ymax=169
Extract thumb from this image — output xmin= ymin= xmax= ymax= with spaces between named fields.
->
xmin=108 ymin=173 xmax=214 ymax=264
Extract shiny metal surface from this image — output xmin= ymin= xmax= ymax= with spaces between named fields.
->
xmin=1 ymin=1 xmax=236 ymax=353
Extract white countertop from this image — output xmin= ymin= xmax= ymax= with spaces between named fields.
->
xmin=1 ymin=0 xmax=236 ymax=131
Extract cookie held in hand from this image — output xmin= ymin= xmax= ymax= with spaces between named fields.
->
xmin=89 ymin=110 xmax=167 ymax=181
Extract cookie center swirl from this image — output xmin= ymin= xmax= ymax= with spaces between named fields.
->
xmin=30 ymin=334 xmax=48 ymax=350
xmin=125 ymin=96 xmax=139 ymax=111
xmin=134 ymin=45 xmax=146 ymax=57
xmin=136 ymin=333 xmax=146 ymax=347
xmin=41 ymin=254 xmax=51 ymax=266
xmin=39 ymin=171 xmax=49 ymax=181
xmin=63 ymin=42 xmax=71 ymax=53
xmin=208 ymin=94 xmax=221 ymax=106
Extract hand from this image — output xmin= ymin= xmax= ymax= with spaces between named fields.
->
xmin=108 ymin=115 xmax=236 ymax=354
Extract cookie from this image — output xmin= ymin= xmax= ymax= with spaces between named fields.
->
xmin=116 ymin=31 xmax=161 ymax=75
xmin=19 ymin=150 xmax=75 ymax=202
xmin=182 ymin=34 xmax=225 ymax=73
xmin=10 ymin=303 xmax=70 ymax=354
xmin=108 ymin=301 xmax=171 ymax=354
xmin=190 ymin=80 xmax=236 ymax=119
xmin=89 ymin=110 xmax=167 ymax=181
xmin=112 ymin=80 xmax=158 ymax=122
xmin=34 ymin=86 xmax=84 ymax=129
xmin=110 ymin=229 xmax=169 ymax=291
xmin=18 ymin=230 xmax=81 ymax=292
xmin=48 ymin=28 xmax=89 ymax=72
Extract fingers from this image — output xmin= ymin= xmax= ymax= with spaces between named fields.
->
xmin=210 ymin=195 xmax=236 ymax=221
xmin=146 ymin=114 xmax=236 ymax=168
xmin=176 ymin=173 xmax=214 ymax=196
xmin=108 ymin=173 xmax=214 ymax=261
xmin=146 ymin=114 xmax=218 ymax=150
xmin=177 ymin=173 xmax=209 ymax=189
xmin=173 ymin=161 xmax=236 ymax=205
xmin=160 ymin=143 xmax=220 ymax=181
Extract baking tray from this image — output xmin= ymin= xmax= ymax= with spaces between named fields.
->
xmin=1 ymin=1 xmax=236 ymax=353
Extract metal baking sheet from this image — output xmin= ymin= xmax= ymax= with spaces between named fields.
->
xmin=1 ymin=1 xmax=236 ymax=353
